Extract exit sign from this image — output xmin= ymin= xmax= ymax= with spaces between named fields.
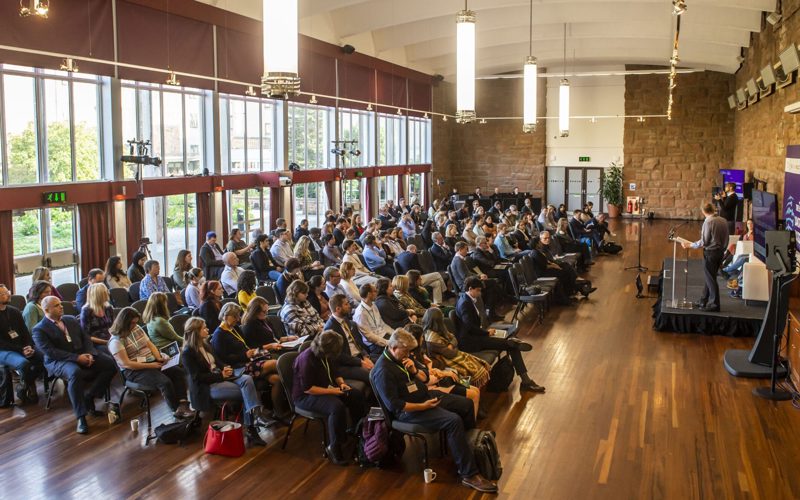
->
xmin=354 ymin=171 xmax=364 ymax=178
xmin=42 ymin=191 xmax=67 ymax=204
xmin=579 ymin=156 xmax=591 ymax=162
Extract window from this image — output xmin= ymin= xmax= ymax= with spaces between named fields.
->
xmin=293 ymin=183 xmax=329 ymax=229
xmin=408 ymin=117 xmax=431 ymax=164
xmin=377 ymin=113 xmax=406 ymax=166
xmin=408 ymin=173 xmax=424 ymax=205
xmin=13 ymin=207 xmax=79 ymax=292
xmin=121 ymin=81 xmax=206 ymax=178
xmin=0 ymin=65 xmax=103 ymax=186
xmin=220 ymin=94 xmax=279 ymax=172
xmin=228 ymin=188 xmax=270 ymax=237
xmin=288 ymin=103 xmax=333 ymax=169
xmin=338 ymin=109 xmax=374 ymax=167
xmin=377 ymin=176 xmax=398 ymax=207
xmin=143 ymin=195 xmax=197 ymax=269
xmin=342 ymin=178 xmax=362 ymax=210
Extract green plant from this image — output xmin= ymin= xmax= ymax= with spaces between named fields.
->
xmin=602 ymin=162 xmax=624 ymax=206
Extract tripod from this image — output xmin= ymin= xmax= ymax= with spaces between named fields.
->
xmin=625 ymin=200 xmax=648 ymax=272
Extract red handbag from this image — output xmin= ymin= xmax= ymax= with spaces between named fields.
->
xmin=203 ymin=405 xmax=245 ymax=457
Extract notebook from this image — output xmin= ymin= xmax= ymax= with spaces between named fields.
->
xmin=281 ymin=335 xmax=310 ymax=349
xmin=492 ymin=329 xmax=509 ymax=339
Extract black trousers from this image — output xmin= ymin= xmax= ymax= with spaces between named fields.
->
xmin=461 ymin=336 xmax=528 ymax=377
xmin=295 ymin=389 xmax=367 ymax=448
xmin=702 ymin=249 xmax=725 ymax=307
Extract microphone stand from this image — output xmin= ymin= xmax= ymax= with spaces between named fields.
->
xmin=625 ymin=199 xmax=648 ymax=272
xmin=666 ymin=219 xmax=694 ymax=309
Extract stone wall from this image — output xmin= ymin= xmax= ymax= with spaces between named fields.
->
xmin=431 ymin=78 xmax=547 ymax=201
xmin=734 ymin=0 xmax=800 ymax=204
xmin=624 ymin=69 xmax=735 ymax=219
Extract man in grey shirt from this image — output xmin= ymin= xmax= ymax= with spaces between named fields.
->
xmin=682 ymin=203 xmax=729 ymax=311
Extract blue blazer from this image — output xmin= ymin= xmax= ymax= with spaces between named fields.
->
xmin=32 ymin=315 xmax=96 ymax=365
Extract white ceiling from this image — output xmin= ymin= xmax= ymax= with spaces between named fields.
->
xmin=198 ymin=0 xmax=774 ymax=76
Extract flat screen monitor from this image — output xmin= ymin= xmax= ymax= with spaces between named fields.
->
xmin=719 ymin=168 xmax=745 ymax=197
xmin=752 ymin=190 xmax=778 ymax=262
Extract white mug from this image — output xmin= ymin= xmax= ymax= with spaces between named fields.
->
xmin=130 ymin=419 xmax=139 ymax=432
xmin=424 ymin=468 xmax=437 ymax=483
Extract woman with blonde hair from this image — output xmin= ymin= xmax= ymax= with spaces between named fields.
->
xmin=461 ymin=219 xmax=477 ymax=249
xmin=79 ymin=283 xmax=115 ymax=353
xmin=31 ymin=266 xmax=62 ymax=299
xmin=337 ymin=261 xmax=362 ymax=306
xmin=142 ymin=292 xmax=183 ymax=349
xmin=279 ymin=280 xmax=324 ymax=338
xmin=293 ymin=235 xmax=324 ymax=279
xmin=392 ymin=275 xmax=427 ymax=318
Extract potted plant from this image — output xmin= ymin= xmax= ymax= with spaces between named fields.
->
xmin=602 ymin=162 xmax=624 ymax=218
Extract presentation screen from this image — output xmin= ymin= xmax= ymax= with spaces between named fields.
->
xmin=752 ymin=189 xmax=778 ymax=262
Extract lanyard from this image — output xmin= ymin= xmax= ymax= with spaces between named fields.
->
xmin=383 ymin=351 xmax=411 ymax=382
xmin=321 ymin=358 xmax=334 ymax=385
xmin=223 ymin=324 xmax=250 ymax=350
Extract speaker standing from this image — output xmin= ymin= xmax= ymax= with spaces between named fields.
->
xmin=681 ymin=203 xmax=729 ymax=312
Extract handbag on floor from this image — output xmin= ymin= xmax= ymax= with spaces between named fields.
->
xmin=485 ymin=355 xmax=514 ymax=392
xmin=467 ymin=429 xmax=503 ymax=481
xmin=204 ymin=419 xmax=245 ymax=457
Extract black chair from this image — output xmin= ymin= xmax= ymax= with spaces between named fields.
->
xmin=46 ymin=374 xmax=110 ymax=411
xmin=131 ymin=300 xmax=147 ymax=315
xmin=272 ymin=283 xmax=284 ymax=304
xmin=128 ymin=282 xmax=142 ymax=303
xmin=9 ymin=295 xmax=25 ymax=311
xmin=508 ymin=264 xmax=548 ymax=325
xmin=166 ymin=292 xmax=181 ymax=314
xmin=256 ymin=285 xmax=278 ymax=304
xmin=109 ymin=287 xmax=131 ymax=308
xmin=118 ymin=371 xmax=157 ymax=444
xmin=448 ymin=309 xmax=500 ymax=366
xmin=56 ymin=283 xmax=80 ymax=303
xmin=417 ymin=251 xmax=436 ymax=275
xmin=267 ymin=315 xmax=287 ymax=340
xmin=393 ymin=261 xmax=404 ymax=276
xmin=162 ymin=276 xmax=176 ymax=292
xmin=62 ymin=302 xmax=78 ymax=317
xmin=276 ymin=351 xmax=329 ymax=455
xmin=169 ymin=314 xmax=190 ymax=336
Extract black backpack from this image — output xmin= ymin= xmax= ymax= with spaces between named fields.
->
xmin=601 ymin=241 xmax=622 ymax=254
xmin=0 ymin=367 xmax=13 ymax=408
xmin=485 ymin=355 xmax=514 ymax=392
xmin=467 ymin=429 xmax=503 ymax=480
xmin=154 ymin=413 xmax=200 ymax=445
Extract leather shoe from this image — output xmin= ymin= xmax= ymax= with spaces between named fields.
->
xmin=247 ymin=426 xmax=266 ymax=446
xmin=580 ymin=286 xmax=597 ymax=297
xmin=325 ymin=444 xmax=350 ymax=466
xmin=520 ymin=380 xmax=546 ymax=393
xmin=76 ymin=417 xmax=89 ymax=435
xmin=692 ymin=300 xmax=707 ymax=309
xmin=462 ymin=474 xmax=498 ymax=493
xmin=84 ymin=398 xmax=103 ymax=417
xmin=15 ymin=383 xmax=29 ymax=405
xmin=700 ymin=304 xmax=720 ymax=312
xmin=508 ymin=338 xmax=532 ymax=352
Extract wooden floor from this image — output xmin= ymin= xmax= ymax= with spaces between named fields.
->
xmin=2 ymin=218 xmax=800 ymax=500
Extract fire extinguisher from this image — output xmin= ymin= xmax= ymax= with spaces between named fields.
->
xmin=627 ymin=199 xmax=633 ymax=213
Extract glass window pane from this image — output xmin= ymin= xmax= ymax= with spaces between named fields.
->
xmin=13 ymin=209 xmax=41 ymax=257
xmin=229 ymin=98 xmax=245 ymax=173
xmin=166 ymin=194 xmax=188 ymax=266
xmin=262 ymin=102 xmax=275 ymax=170
xmin=246 ymin=100 xmax=260 ymax=171
xmin=73 ymin=82 xmax=102 ymax=181
xmin=163 ymin=92 xmax=183 ymax=176
xmin=5 ymin=75 xmax=38 ymax=184
xmin=121 ymin=87 xmax=138 ymax=179
xmin=48 ymin=207 xmax=74 ymax=252
xmin=261 ymin=188 xmax=271 ymax=231
xmin=293 ymin=184 xmax=305 ymax=227
xmin=143 ymin=196 xmax=166 ymax=265
xmin=45 ymin=79 xmax=72 ymax=183
xmin=145 ymin=89 xmax=162 ymax=178
xmin=229 ymin=191 xmax=246 ymax=234
xmin=185 ymin=94 xmax=203 ymax=175
xmin=186 ymin=195 xmax=197 ymax=256
xmin=247 ymin=189 xmax=261 ymax=231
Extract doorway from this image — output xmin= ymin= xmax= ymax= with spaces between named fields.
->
xmin=13 ymin=206 xmax=79 ymax=293
xmin=547 ymin=167 xmax=604 ymax=212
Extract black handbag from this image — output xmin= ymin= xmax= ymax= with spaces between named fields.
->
xmin=485 ymin=355 xmax=514 ymax=392
xmin=155 ymin=413 xmax=200 ymax=445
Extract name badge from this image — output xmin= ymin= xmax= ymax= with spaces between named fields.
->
xmin=8 ymin=330 xmax=18 ymax=339
xmin=136 ymin=356 xmax=148 ymax=363
xmin=406 ymin=382 xmax=418 ymax=394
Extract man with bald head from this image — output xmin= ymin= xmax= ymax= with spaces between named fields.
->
xmin=220 ymin=251 xmax=245 ymax=296
xmin=32 ymin=296 xmax=116 ymax=434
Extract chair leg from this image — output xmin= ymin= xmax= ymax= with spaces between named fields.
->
xmin=45 ymin=378 xmax=59 ymax=411
xmin=418 ymin=434 xmax=429 ymax=469
xmin=143 ymin=392 xmax=155 ymax=444
xmin=319 ymin=419 xmax=329 ymax=457
xmin=118 ymin=387 xmax=128 ymax=414
xmin=511 ymin=301 xmax=524 ymax=323
xmin=281 ymin=415 xmax=296 ymax=450
xmin=303 ymin=418 xmax=311 ymax=435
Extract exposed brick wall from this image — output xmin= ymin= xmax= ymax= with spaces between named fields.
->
xmin=734 ymin=1 xmax=800 ymax=204
xmin=624 ymin=70 xmax=735 ymax=219
xmin=431 ymin=78 xmax=547 ymax=200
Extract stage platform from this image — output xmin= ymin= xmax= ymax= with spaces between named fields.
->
xmin=652 ymin=258 xmax=766 ymax=337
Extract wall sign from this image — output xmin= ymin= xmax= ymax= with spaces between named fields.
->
xmin=629 ymin=183 xmax=636 ymax=191
xmin=784 ymin=145 xmax=800 ymax=252
xmin=579 ymin=156 xmax=591 ymax=162
xmin=42 ymin=191 xmax=67 ymax=204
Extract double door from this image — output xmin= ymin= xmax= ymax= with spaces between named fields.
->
xmin=13 ymin=206 xmax=79 ymax=292
xmin=548 ymin=167 xmax=603 ymax=211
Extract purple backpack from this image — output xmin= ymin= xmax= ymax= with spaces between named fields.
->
xmin=362 ymin=418 xmax=389 ymax=463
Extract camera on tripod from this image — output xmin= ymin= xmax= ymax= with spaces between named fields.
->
xmin=138 ymin=237 xmax=152 ymax=259
xmin=121 ymin=139 xmax=162 ymax=168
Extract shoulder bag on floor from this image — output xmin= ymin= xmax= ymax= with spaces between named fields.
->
xmin=485 ymin=355 xmax=514 ymax=392
xmin=467 ymin=429 xmax=503 ymax=481
xmin=204 ymin=408 xmax=245 ymax=457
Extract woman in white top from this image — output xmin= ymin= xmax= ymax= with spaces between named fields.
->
xmin=104 ymin=256 xmax=132 ymax=290
xmin=183 ymin=268 xmax=204 ymax=310
xmin=337 ymin=261 xmax=363 ymax=307
xmin=461 ymin=219 xmax=478 ymax=249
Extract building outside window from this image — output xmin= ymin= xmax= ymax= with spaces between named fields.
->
xmin=293 ymin=182 xmax=329 ymax=229
xmin=228 ymin=188 xmax=271 ymax=238
xmin=288 ymin=103 xmax=334 ymax=169
xmin=377 ymin=113 xmax=406 ymax=166
xmin=220 ymin=94 xmax=279 ymax=172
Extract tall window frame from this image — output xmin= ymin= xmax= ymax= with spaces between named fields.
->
xmin=408 ymin=116 xmax=431 ymax=164
xmin=220 ymin=94 xmax=280 ymax=173
xmin=338 ymin=108 xmax=375 ymax=168
xmin=228 ymin=188 xmax=271 ymax=239
xmin=377 ymin=112 xmax=406 ymax=166
xmin=293 ymin=182 xmax=329 ymax=229
xmin=288 ymin=102 xmax=334 ymax=169
xmin=142 ymin=194 xmax=198 ymax=269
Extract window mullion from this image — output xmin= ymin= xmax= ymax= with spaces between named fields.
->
xmin=68 ymin=79 xmax=77 ymax=182
xmin=35 ymin=74 xmax=47 ymax=183
xmin=0 ymin=73 xmax=7 ymax=185
xmin=182 ymin=93 xmax=187 ymax=175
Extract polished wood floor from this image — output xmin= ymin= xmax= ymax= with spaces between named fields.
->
xmin=2 ymin=219 xmax=800 ymax=499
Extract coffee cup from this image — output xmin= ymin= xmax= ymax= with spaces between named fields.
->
xmin=130 ymin=419 xmax=139 ymax=432
xmin=424 ymin=468 xmax=437 ymax=483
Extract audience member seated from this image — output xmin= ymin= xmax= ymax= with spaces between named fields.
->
xmin=323 ymin=266 xmax=353 ymax=308
xmin=338 ymin=262 xmax=364 ymax=307
xmin=279 ymin=281 xmax=325 ymax=338
xmin=270 ymin=217 xmax=288 ymax=237
xmin=197 ymin=280 xmax=224 ymax=333
xmin=276 ymin=258 xmax=304 ymax=302
xmin=31 ymin=266 xmax=62 ymax=300
xmin=127 ymin=251 xmax=147 ymax=283
xmin=461 ymin=219 xmax=478 ymax=249
xmin=569 ymin=210 xmax=598 ymax=250
xmin=23 ymin=280 xmax=52 ymax=333
xmin=182 ymin=317 xmax=271 ymax=446
xmin=429 ymin=232 xmax=454 ymax=272
xmin=270 ymin=229 xmax=295 ymax=269
xmin=494 ymin=223 xmax=531 ymax=261
xmin=236 ymin=270 xmax=258 ymax=311
xmin=321 ymin=234 xmax=344 ymax=267
xmin=455 ymin=277 xmax=544 ymax=393
xmin=227 ymin=229 xmax=254 ymax=270
xmin=108 ymin=307 xmax=192 ymax=419
xmin=398 ymin=212 xmax=417 ymax=239
xmin=539 ymin=230 xmax=583 ymax=272
xmin=0 ymin=284 xmax=44 ymax=405
xmin=251 ymin=234 xmax=283 ymax=283
xmin=79 ymin=283 xmax=114 ymax=355
xmin=332 ymin=217 xmax=349 ymax=246
xmin=396 ymin=245 xmax=446 ymax=303
xmin=352 ymin=283 xmax=393 ymax=360
xmin=307 ymin=275 xmax=332 ymax=322
xmin=324 ymin=294 xmax=373 ymax=385
xmin=534 ymin=234 xmax=595 ymax=298
xmin=342 ymin=240 xmax=379 ymax=285
xmin=139 ymin=260 xmax=170 ymax=301
xmin=392 ymin=275 xmax=427 ymax=318
xmin=555 ymin=218 xmax=592 ymax=265
xmin=199 ymin=232 xmax=226 ymax=280
xmin=32 ymin=296 xmax=117 ymax=434
xmin=363 ymin=234 xmax=395 ymax=277
xmin=220 ymin=252 xmax=246 ymax=297
xmin=76 ymin=268 xmax=105 ymax=310
xmin=172 ymin=250 xmax=194 ymax=289
xmin=143 ymin=292 xmax=183 ymax=349
xmin=374 ymin=278 xmax=415 ymax=328
xmin=453 ymin=242 xmax=506 ymax=318
xmin=371 ymin=329 xmax=497 ymax=493
xmin=445 ymin=223 xmax=462 ymax=249
xmin=293 ymin=218 xmax=310 ymax=242
xmin=384 ymin=228 xmax=406 ymax=259
xmin=241 ymin=298 xmax=298 ymax=356
xmin=294 ymin=235 xmax=325 ymax=279
xmin=292 ymin=331 xmax=368 ymax=465
xmin=105 ymin=256 xmax=132 ymax=290
xmin=183 ymin=268 xmax=204 ymax=310
xmin=422 ymin=307 xmax=490 ymax=389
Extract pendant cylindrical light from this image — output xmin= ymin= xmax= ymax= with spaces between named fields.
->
xmin=559 ymin=78 xmax=570 ymax=137
xmin=261 ymin=0 xmax=301 ymax=99
xmin=523 ymin=57 xmax=537 ymax=133
xmin=456 ymin=8 xmax=476 ymax=124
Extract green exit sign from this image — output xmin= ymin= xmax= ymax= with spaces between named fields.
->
xmin=579 ymin=156 xmax=591 ymax=162
xmin=354 ymin=171 xmax=364 ymax=178
xmin=42 ymin=191 xmax=67 ymax=204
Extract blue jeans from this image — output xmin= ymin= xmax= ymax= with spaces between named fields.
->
xmin=0 ymin=349 xmax=44 ymax=386
xmin=268 ymin=270 xmax=282 ymax=281
xmin=724 ymin=255 xmax=749 ymax=276
xmin=209 ymin=374 xmax=261 ymax=425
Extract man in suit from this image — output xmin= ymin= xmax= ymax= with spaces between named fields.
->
xmin=199 ymin=231 xmax=225 ymax=280
xmin=429 ymin=232 xmax=454 ymax=272
xmin=324 ymin=294 xmax=373 ymax=384
xmin=715 ymin=182 xmax=739 ymax=235
xmin=75 ymin=268 xmax=105 ymax=310
xmin=32 ymin=296 xmax=116 ymax=434
xmin=455 ymin=277 xmax=544 ymax=393
xmin=395 ymin=245 xmax=446 ymax=303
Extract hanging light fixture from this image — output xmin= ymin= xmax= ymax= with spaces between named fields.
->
xmin=309 ymin=94 xmax=318 ymax=104
xmin=456 ymin=1 xmax=476 ymax=124
xmin=245 ymin=86 xmax=257 ymax=97
xmin=522 ymin=0 xmax=537 ymax=133
xmin=165 ymin=69 xmax=180 ymax=86
xmin=60 ymin=58 xmax=79 ymax=73
xmin=19 ymin=0 xmax=48 ymax=18
xmin=559 ymin=24 xmax=570 ymax=137
xmin=261 ymin=0 xmax=301 ymax=99
xmin=366 ymin=103 xmax=373 ymax=111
